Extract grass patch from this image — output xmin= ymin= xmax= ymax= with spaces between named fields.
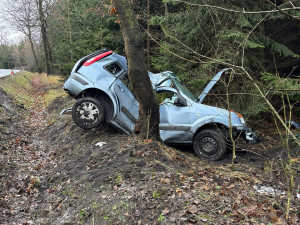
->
xmin=0 ymin=71 xmax=66 ymax=108
xmin=0 ymin=71 xmax=35 ymax=107
xmin=44 ymin=88 xmax=65 ymax=107
xmin=32 ymin=73 xmax=66 ymax=107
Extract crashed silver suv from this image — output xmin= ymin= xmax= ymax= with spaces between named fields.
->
xmin=62 ymin=49 xmax=257 ymax=160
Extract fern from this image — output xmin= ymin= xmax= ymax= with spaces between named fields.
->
xmin=218 ymin=29 xmax=245 ymax=39
xmin=237 ymin=14 xmax=252 ymax=28
xmin=258 ymin=35 xmax=299 ymax=58
xmin=261 ymin=72 xmax=300 ymax=101
xmin=245 ymin=40 xmax=265 ymax=49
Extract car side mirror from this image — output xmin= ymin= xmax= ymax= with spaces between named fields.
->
xmin=174 ymin=97 xmax=187 ymax=107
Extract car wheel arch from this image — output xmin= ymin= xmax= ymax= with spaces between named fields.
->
xmin=193 ymin=122 xmax=229 ymax=141
xmin=78 ymin=88 xmax=116 ymax=122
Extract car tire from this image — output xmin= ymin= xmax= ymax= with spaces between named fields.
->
xmin=72 ymin=97 xmax=105 ymax=129
xmin=193 ymin=129 xmax=227 ymax=161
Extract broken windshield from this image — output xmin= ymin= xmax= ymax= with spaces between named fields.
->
xmin=173 ymin=79 xmax=198 ymax=102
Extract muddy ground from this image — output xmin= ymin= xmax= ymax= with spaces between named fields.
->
xmin=0 ymin=74 xmax=299 ymax=224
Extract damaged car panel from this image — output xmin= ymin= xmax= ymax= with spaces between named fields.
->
xmin=198 ymin=68 xmax=231 ymax=103
xmin=62 ymin=49 xmax=258 ymax=160
xmin=154 ymin=76 xmax=252 ymax=144
xmin=110 ymin=74 xmax=139 ymax=134
xmin=64 ymin=51 xmax=139 ymax=134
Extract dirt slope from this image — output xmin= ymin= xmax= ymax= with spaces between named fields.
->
xmin=0 ymin=73 xmax=299 ymax=224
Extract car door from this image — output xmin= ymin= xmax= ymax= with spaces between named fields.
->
xmin=111 ymin=75 xmax=139 ymax=134
xmin=157 ymin=87 xmax=193 ymax=143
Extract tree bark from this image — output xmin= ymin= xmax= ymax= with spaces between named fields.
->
xmin=27 ymin=26 xmax=41 ymax=73
xmin=37 ymin=0 xmax=50 ymax=75
xmin=147 ymin=0 xmax=150 ymax=70
xmin=165 ymin=2 xmax=169 ymax=16
xmin=114 ymin=0 xmax=159 ymax=139
xmin=47 ymin=36 xmax=53 ymax=69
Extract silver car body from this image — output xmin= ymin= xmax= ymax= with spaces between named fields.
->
xmin=63 ymin=51 xmax=255 ymax=143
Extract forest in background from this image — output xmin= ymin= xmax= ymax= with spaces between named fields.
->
xmin=0 ymin=0 xmax=299 ymax=118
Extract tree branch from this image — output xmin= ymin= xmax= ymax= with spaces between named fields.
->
xmin=264 ymin=0 xmax=300 ymax=20
xmin=170 ymin=0 xmax=300 ymax=15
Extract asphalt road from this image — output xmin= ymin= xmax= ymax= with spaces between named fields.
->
xmin=0 ymin=69 xmax=20 ymax=78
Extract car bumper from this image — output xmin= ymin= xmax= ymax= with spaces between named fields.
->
xmin=234 ymin=124 xmax=260 ymax=143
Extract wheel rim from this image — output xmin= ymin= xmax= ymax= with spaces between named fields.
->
xmin=75 ymin=102 xmax=100 ymax=126
xmin=200 ymin=136 xmax=218 ymax=156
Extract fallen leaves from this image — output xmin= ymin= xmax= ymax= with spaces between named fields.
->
xmin=162 ymin=208 xmax=170 ymax=215
xmin=34 ymin=164 xmax=43 ymax=171
xmin=227 ymin=183 xmax=235 ymax=189
xmin=0 ymin=75 xmax=63 ymax=224
xmin=160 ymin=178 xmax=171 ymax=184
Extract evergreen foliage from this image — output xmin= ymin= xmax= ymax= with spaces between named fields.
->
xmin=47 ymin=0 xmax=122 ymax=76
xmin=0 ymin=45 xmax=15 ymax=69
xmin=261 ymin=72 xmax=300 ymax=102
xmin=149 ymin=0 xmax=300 ymax=115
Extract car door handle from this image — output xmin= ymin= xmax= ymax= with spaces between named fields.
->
xmin=117 ymin=84 xmax=124 ymax=92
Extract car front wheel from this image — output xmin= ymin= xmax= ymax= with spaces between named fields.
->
xmin=72 ymin=97 xmax=105 ymax=129
xmin=193 ymin=129 xmax=227 ymax=161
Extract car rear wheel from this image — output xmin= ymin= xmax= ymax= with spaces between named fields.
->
xmin=193 ymin=129 xmax=227 ymax=161
xmin=72 ymin=97 xmax=105 ymax=129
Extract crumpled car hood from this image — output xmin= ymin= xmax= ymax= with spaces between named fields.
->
xmin=148 ymin=68 xmax=232 ymax=104
xmin=148 ymin=71 xmax=178 ymax=89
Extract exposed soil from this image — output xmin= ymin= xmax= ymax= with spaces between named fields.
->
xmin=0 ymin=74 xmax=299 ymax=224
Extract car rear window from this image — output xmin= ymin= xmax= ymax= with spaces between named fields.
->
xmin=105 ymin=63 xmax=122 ymax=75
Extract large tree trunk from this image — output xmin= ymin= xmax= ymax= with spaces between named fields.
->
xmin=114 ymin=0 xmax=159 ymax=139
xmin=37 ymin=0 xmax=50 ymax=75
xmin=47 ymin=37 xmax=53 ymax=69
xmin=27 ymin=26 xmax=41 ymax=73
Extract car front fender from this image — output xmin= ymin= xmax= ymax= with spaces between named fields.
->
xmin=190 ymin=115 xmax=230 ymax=136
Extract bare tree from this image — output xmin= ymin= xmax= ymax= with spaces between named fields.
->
xmin=36 ymin=0 xmax=54 ymax=75
xmin=0 ymin=31 xmax=7 ymax=46
xmin=2 ymin=0 xmax=41 ymax=73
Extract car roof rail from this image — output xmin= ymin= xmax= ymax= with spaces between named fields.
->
xmin=83 ymin=51 xmax=113 ymax=67
xmin=84 ymin=49 xmax=109 ymax=61
xmin=75 ymin=49 xmax=111 ymax=71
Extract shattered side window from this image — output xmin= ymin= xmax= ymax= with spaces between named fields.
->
xmin=156 ymin=89 xmax=178 ymax=105
xmin=105 ymin=62 xmax=123 ymax=75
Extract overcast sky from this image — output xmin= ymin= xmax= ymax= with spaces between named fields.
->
xmin=0 ymin=1 xmax=25 ymax=44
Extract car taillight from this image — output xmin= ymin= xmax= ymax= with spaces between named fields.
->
xmin=83 ymin=51 xmax=113 ymax=66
